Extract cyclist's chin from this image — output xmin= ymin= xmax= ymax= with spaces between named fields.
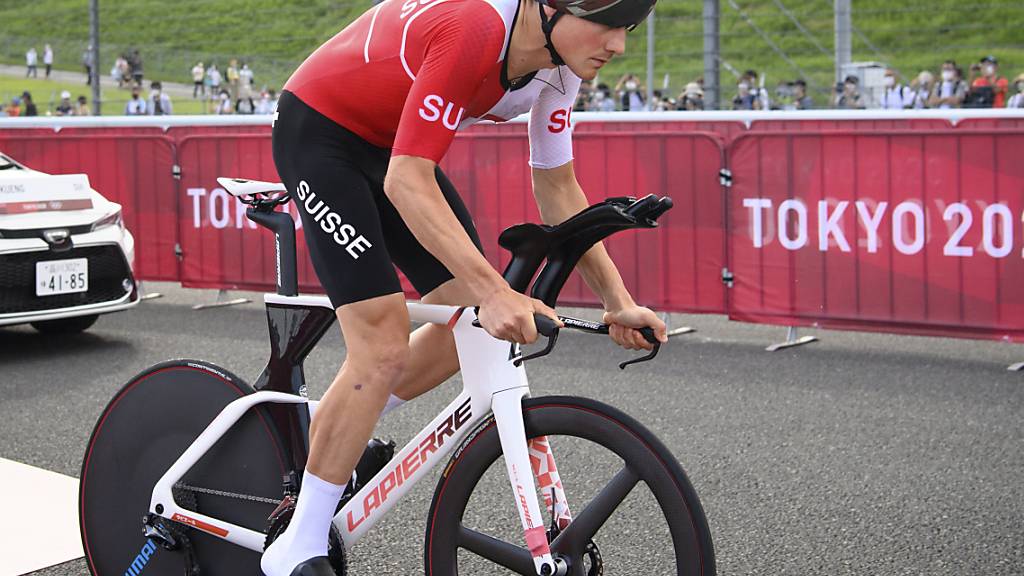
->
xmin=568 ymin=59 xmax=603 ymax=81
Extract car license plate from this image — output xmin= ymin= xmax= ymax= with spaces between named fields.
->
xmin=36 ymin=258 xmax=89 ymax=296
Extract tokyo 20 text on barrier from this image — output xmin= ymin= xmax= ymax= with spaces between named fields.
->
xmin=727 ymin=129 xmax=1024 ymax=342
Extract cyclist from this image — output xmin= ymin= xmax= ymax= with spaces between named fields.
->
xmin=263 ymin=0 xmax=663 ymax=574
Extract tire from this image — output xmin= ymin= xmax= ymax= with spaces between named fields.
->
xmin=424 ymin=396 xmax=715 ymax=576
xmin=80 ymin=360 xmax=289 ymax=576
xmin=31 ymin=313 xmax=99 ymax=333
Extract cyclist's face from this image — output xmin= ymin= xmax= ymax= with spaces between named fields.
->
xmin=553 ymin=15 xmax=626 ymax=81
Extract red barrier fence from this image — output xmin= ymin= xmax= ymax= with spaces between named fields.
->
xmin=1 ymin=111 xmax=1022 ymax=342
xmin=727 ymin=130 xmax=1024 ymax=341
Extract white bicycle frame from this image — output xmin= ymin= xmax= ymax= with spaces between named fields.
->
xmin=149 ymin=293 xmax=572 ymax=575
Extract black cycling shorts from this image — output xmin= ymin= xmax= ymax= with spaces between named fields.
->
xmin=272 ymin=90 xmax=482 ymax=309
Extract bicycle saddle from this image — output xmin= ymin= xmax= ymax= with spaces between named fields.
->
xmin=216 ymin=177 xmax=287 ymax=198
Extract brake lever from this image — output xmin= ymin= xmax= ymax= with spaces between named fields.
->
xmin=618 ymin=327 xmax=661 ymax=370
xmin=514 ymin=329 xmax=559 ymax=366
xmin=471 ymin=313 xmax=560 ymax=366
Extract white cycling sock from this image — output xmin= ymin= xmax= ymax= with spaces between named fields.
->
xmin=381 ymin=393 xmax=406 ymax=417
xmin=260 ymin=470 xmax=346 ymax=576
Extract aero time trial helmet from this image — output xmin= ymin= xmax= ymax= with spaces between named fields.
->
xmin=539 ymin=0 xmax=657 ymax=31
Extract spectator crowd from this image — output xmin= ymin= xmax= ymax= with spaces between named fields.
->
xmin=4 ymin=45 xmax=1022 ymax=117
xmin=185 ymin=59 xmax=278 ymax=116
xmin=575 ymin=55 xmax=1023 ymax=112
xmin=4 ymin=43 xmax=280 ymax=118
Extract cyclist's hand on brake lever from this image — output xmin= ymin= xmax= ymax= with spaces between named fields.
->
xmin=603 ymin=306 xmax=668 ymax=351
xmin=478 ymin=286 xmax=560 ymax=345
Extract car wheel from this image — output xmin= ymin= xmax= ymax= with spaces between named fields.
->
xmin=31 ymin=314 xmax=99 ymax=334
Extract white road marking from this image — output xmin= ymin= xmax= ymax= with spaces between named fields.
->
xmin=0 ymin=458 xmax=83 ymax=575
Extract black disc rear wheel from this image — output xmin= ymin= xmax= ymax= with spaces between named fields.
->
xmin=80 ymin=360 xmax=288 ymax=576
xmin=424 ymin=396 xmax=715 ymax=575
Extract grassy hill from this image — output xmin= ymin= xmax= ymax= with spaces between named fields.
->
xmin=1 ymin=0 xmax=1022 ymax=108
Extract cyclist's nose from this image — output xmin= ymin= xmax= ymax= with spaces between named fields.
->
xmin=606 ymin=28 xmax=626 ymax=55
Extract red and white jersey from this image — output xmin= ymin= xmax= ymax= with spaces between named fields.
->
xmin=284 ymin=0 xmax=580 ymax=169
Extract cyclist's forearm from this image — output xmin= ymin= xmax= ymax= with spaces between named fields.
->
xmin=385 ymin=156 xmax=505 ymax=301
xmin=531 ymin=166 xmax=635 ymax=311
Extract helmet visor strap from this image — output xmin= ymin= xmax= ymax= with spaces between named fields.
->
xmin=539 ymin=3 xmax=566 ymax=66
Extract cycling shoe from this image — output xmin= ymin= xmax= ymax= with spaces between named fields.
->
xmin=288 ymin=556 xmax=336 ymax=576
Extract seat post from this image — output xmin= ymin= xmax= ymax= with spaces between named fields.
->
xmin=246 ymin=208 xmax=298 ymax=296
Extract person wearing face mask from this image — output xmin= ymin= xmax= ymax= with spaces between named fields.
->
xmin=832 ymin=75 xmax=864 ymax=109
xmin=1008 ymin=74 xmax=1024 ymax=109
xmin=732 ymin=78 xmax=758 ymax=110
xmin=125 ymin=86 xmax=147 ymax=115
xmin=878 ymin=69 xmax=914 ymax=109
xmin=146 ymin=81 xmax=173 ymax=116
xmin=55 ymin=91 xmax=74 ymax=116
xmin=592 ymin=82 xmax=616 ymax=111
xmin=616 ymin=73 xmax=646 ymax=111
xmin=744 ymin=69 xmax=770 ymax=110
xmin=678 ymin=82 xmax=704 ymax=110
xmin=928 ymin=60 xmax=967 ymax=109
xmin=967 ymin=55 xmax=1008 ymax=108
xmin=908 ymin=71 xmax=933 ymax=109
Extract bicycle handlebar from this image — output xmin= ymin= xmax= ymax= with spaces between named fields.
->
xmin=475 ymin=312 xmax=661 ymax=370
xmin=530 ymin=313 xmax=660 ymax=370
xmin=499 ymin=194 xmax=673 ymax=307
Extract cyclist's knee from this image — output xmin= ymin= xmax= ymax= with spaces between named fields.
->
xmin=347 ymin=342 xmax=410 ymax=387
xmin=336 ymin=293 xmax=411 ymax=386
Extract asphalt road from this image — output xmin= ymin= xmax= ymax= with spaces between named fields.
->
xmin=2 ymin=282 xmax=1022 ymax=575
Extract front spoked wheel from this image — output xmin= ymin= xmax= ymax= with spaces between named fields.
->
xmin=425 ymin=396 xmax=715 ymax=575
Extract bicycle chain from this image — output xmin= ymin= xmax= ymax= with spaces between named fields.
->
xmin=173 ymin=482 xmax=282 ymax=506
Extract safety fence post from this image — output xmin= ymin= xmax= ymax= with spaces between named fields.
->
xmin=661 ymin=311 xmax=696 ymax=338
xmin=765 ymin=326 xmax=817 ymax=352
xmin=191 ymin=289 xmax=250 ymax=310
xmin=137 ymin=281 xmax=163 ymax=301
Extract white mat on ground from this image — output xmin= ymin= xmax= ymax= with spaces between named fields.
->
xmin=0 ymin=457 xmax=83 ymax=575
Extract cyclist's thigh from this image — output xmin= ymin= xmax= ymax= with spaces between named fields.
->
xmin=375 ymin=165 xmax=484 ymax=298
xmin=272 ymin=91 xmax=402 ymax=309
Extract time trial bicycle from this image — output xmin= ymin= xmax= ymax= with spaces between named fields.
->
xmin=79 ymin=177 xmax=715 ymax=576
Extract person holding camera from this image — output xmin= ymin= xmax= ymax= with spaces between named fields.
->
xmin=832 ymin=75 xmax=864 ymax=109
xmin=146 ymin=81 xmax=173 ymax=116
xmin=616 ymin=73 xmax=646 ymax=111
xmin=966 ymin=56 xmax=1008 ymax=108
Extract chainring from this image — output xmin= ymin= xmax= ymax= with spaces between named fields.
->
xmin=264 ymin=495 xmax=348 ymax=576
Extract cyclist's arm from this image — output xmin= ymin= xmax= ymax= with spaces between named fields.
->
xmin=385 ymin=156 xmax=504 ymax=300
xmin=531 ymin=162 xmax=634 ymax=312
xmin=526 ymin=69 xmax=633 ymax=312
xmin=532 ymin=162 xmax=665 ymax=348
xmin=384 ymin=6 xmax=509 ymax=301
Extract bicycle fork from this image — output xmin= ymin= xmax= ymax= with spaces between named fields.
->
xmin=492 ymin=388 xmax=554 ymax=575
xmin=492 ymin=389 xmax=572 ymax=576
xmin=454 ymin=309 xmax=571 ymax=576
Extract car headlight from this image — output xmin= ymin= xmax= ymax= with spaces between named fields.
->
xmin=91 ymin=209 xmax=124 ymax=232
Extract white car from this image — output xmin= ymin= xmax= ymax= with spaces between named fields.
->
xmin=0 ymin=152 xmax=139 ymax=332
